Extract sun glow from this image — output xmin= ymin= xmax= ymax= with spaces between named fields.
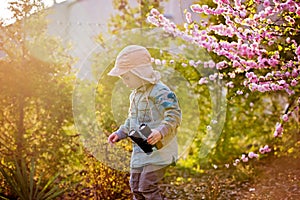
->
xmin=0 ymin=0 xmax=67 ymax=26
xmin=0 ymin=0 xmax=15 ymax=26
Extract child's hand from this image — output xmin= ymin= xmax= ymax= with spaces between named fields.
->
xmin=147 ymin=129 xmax=162 ymax=145
xmin=108 ymin=132 xmax=119 ymax=146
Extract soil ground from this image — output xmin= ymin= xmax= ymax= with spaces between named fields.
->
xmin=160 ymin=154 xmax=300 ymax=200
xmin=239 ymin=155 xmax=300 ymax=200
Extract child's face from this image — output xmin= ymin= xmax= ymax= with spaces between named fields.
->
xmin=120 ymin=71 xmax=144 ymax=89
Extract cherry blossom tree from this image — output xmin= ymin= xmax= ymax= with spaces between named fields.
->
xmin=147 ymin=0 xmax=300 ymax=166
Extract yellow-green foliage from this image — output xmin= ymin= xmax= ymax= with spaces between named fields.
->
xmin=62 ymin=153 xmax=131 ymax=200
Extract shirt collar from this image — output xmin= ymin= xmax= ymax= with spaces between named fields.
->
xmin=135 ymin=83 xmax=153 ymax=92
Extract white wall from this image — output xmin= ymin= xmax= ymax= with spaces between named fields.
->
xmin=46 ymin=0 xmax=194 ymax=71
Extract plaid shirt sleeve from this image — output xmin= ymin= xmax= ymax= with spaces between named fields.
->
xmin=154 ymin=87 xmax=182 ymax=138
xmin=115 ymin=118 xmax=130 ymax=140
xmin=115 ymin=92 xmax=135 ymax=140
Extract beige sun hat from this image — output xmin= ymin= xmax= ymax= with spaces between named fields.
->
xmin=108 ymin=45 xmax=161 ymax=84
xmin=108 ymin=45 xmax=152 ymax=76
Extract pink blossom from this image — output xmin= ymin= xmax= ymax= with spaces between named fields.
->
xmin=233 ymin=60 xmax=241 ymax=68
xmin=282 ymin=114 xmax=289 ymax=122
xmin=239 ymin=10 xmax=246 ymax=18
xmin=208 ymin=60 xmax=215 ymax=68
xmin=235 ymin=0 xmax=242 ymax=7
xmin=216 ymin=61 xmax=227 ymax=69
xmin=150 ymin=8 xmax=160 ymax=15
xmin=185 ymin=12 xmax=193 ymax=24
xmin=195 ymin=60 xmax=202 ymax=65
xmin=207 ymin=125 xmax=212 ymax=130
xmin=258 ymin=83 xmax=270 ymax=92
xmin=211 ymin=119 xmax=218 ymax=124
xmin=285 ymin=16 xmax=295 ymax=24
xmin=296 ymin=6 xmax=300 ymax=16
xmin=249 ymin=83 xmax=258 ymax=91
xmin=220 ymin=0 xmax=230 ymax=4
xmin=265 ymin=73 xmax=272 ymax=80
xmin=249 ymin=76 xmax=258 ymax=83
xmin=147 ymin=5 xmax=300 ymax=141
xmin=246 ymin=72 xmax=255 ymax=79
xmin=158 ymin=14 xmax=166 ymax=22
xmin=189 ymin=60 xmax=195 ymax=66
xmin=288 ymin=1 xmax=296 ymax=12
xmin=296 ymin=46 xmax=300 ymax=55
xmin=199 ymin=77 xmax=208 ymax=85
xmin=200 ymin=20 xmax=208 ymax=27
xmin=259 ymin=147 xmax=265 ymax=154
xmin=209 ymin=74 xmax=216 ymax=81
xmin=226 ymin=81 xmax=234 ymax=88
xmin=237 ymin=90 xmax=243 ymax=95
xmin=248 ymin=152 xmax=259 ymax=159
xmin=273 ymin=0 xmax=280 ymax=4
xmin=147 ymin=16 xmax=159 ymax=26
xmin=281 ymin=65 xmax=287 ymax=70
xmin=269 ymin=58 xmax=279 ymax=67
xmin=266 ymin=19 xmax=273 ymax=24
xmin=259 ymin=145 xmax=271 ymax=154
xmin=274 ymin=122 xmax=283 ymax=137
xmin=203 ymin=62 xmax=208 ymax=68
xmin=241 ymin=154 xmax=249 ymax=162
xmin=292 ymin=69 xmax=298 ymax=77
xmin=268 ymin=41 xmax=274 ymax=46
xmin=155 ymin=59 xmax=162 ymax=65
xmin=264 ymin=145 xmax=271 ymax=153
xmin=229 ymin=72 xmax=236 ymax=78
xmin=278 ymin=80 xmax=286 ymax=85
xmin=257 ymin=85 xmax=265 ymax=92
xmin=270 ymin=83 xmax=277 ymax=91
xmin=190 ymin=4 xmax=204 ymax=13
xmin=286 ymin=88 xmax=295 ymax=96
xmin=291 ymin=79 xmax=298 ymax=86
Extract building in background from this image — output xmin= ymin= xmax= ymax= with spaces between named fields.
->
xmin=46 ymin=0 xmax=194 ymax=71
xmin=0 ymin=0 xmax=196 ymax=74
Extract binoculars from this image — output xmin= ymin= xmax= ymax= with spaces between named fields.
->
xmin=129 ymin=124 xmax=163 ymax=154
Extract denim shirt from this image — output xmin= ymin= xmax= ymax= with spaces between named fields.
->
xmin=115 ymin=81 xmax=182 ymax=168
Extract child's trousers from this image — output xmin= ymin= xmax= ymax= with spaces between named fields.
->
xmin=130 ymin=165 xmax=167 ymax=200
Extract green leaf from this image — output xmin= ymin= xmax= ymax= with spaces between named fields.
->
xmin=29 ymin=158 xmax=35 ymax=200
xmin=36 ymin=173 xmax=60 ymax=199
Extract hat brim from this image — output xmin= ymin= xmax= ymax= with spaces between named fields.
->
xmin=107 ymin=67 xmax=129 ymax=76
